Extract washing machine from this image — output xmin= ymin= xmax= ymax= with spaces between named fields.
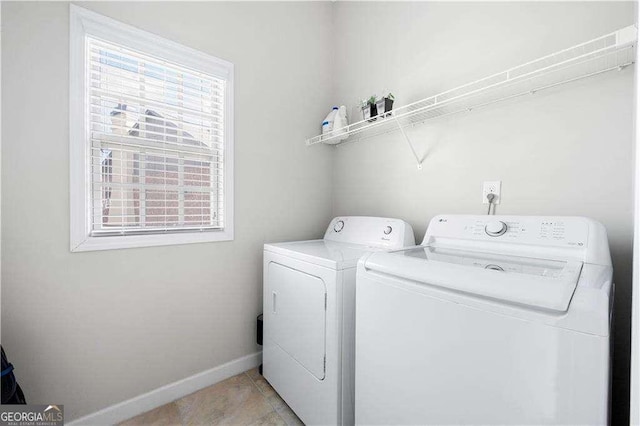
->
xmin=355 ymin=214 xmax=613 ymax=425
xmin=263 ymin=216 xmax=415 ymax=425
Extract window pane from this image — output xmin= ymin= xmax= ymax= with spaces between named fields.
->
xmin=146 ymin=190 xmax=179 ymax=227
xmin=87 ymin=36 xmax=224 ymax=235
xmin=185 ymin=192 xmax=212 ymax=226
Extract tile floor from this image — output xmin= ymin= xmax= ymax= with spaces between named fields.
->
xmin=119 ymin=368 xmax=304 ymax=426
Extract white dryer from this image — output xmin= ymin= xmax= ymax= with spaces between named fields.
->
xmin=355 ymin=215 xmax=613 ymax=425
xmin=263 ymin=217 xmax=415 ymax=425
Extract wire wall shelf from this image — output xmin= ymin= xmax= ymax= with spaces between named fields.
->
xmin=305 ymin=25 xmax=637 ymax=169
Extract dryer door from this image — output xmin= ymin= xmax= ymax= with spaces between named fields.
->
xmin=268 ymin=262 xmax=327 ymax=380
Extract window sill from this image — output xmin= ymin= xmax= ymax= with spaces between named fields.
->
xmin=70 ymin=229 xmax=233 ymax=252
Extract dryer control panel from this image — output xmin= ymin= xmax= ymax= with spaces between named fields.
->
xmin=324 ymin=216 xmax=415 ymax=249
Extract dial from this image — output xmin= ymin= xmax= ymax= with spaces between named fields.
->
xmin=334 ymin=220 xmax=345 ymax=232
xmin=384 ymin=226 xmax=393 ymax=235
xmin=485 ymin=221 xmax=507 ymax=237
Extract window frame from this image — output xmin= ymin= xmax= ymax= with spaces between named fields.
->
xmin=70 ymin=5 xmax=234 ymax=252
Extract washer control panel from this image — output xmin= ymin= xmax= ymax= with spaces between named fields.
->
xmin=425 ymin=215 xmax=589 ymax=249
xmin=324 ymin=217 xmax=415 ymax=249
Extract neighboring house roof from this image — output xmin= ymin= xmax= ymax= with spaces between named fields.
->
xmin=102 ymin=106 xmax=207 ymax=164
xmin=128 ymin=109 xmax=205 ymax=148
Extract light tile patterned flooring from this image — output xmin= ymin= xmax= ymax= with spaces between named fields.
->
xmin=119 ymin=368 xmax=304 ymax=426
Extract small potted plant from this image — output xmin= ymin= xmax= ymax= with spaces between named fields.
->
xmin=375 ymin=93 xmax=395 ymax=118
xmin=361 ymin=96 xmax=378 ymax=122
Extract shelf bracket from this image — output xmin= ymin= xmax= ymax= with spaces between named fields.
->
xmin=393 ymin=116 xmax=423 ymax=169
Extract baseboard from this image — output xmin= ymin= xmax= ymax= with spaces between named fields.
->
xmin=67 ymin=351 xmax=262 ymax=425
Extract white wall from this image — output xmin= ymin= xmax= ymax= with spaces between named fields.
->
xmin=2 ymin=1 xmax=637 ymax=423
xmin=331 ymin=2 xmax=635 ymax=423
xmin=1 ymin=2 xmax=333 ymax=421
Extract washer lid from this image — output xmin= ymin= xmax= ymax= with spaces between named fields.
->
xmin=265 ymin=239 xmax=374 ymax=270
xmin=363 ymin=246 xmax=583 ymax=312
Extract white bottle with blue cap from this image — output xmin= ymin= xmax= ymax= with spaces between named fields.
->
xmin=332 ymin=106 xmax=349 ymax=142
xmin=322 ymin=106 xmax=339 ymax=136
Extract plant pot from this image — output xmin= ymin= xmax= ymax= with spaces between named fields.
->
xmin=375 ymin=97 xmax=394 ymax=118
xmin=369 ymin=103 xmax=378 ymax=121
xmin=363 ymin=103 xmax=378 ymax=122
xmin=361 ymin=105 xmax=371 ymax=122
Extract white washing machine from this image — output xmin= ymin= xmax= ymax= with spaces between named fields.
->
xmin=263 ymin=216 xmax=415 ymax=425
xmin=355 ymin=215 xmax=613 ymax=425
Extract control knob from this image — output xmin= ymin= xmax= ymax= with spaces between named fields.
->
xmin=485 ymin=221 xmax=507 ymax=237
xmin=384 ymin=226 xmax=393 ymax=235
xmin=334 ymin=220 xmax=345 ymax=233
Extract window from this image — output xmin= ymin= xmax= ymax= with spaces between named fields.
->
xmin=70 ymin=6 xmax=233 ymax=251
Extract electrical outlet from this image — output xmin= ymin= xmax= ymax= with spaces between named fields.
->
xmin=482 ymin=181 xmax=502 ymax=204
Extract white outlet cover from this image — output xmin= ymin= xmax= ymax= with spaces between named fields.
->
xmin=482 ymin=181 xmax=502 ymax=204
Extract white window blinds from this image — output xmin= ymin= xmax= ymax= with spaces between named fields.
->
xmin=87 ymin=37 xmax=225 ymax=236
